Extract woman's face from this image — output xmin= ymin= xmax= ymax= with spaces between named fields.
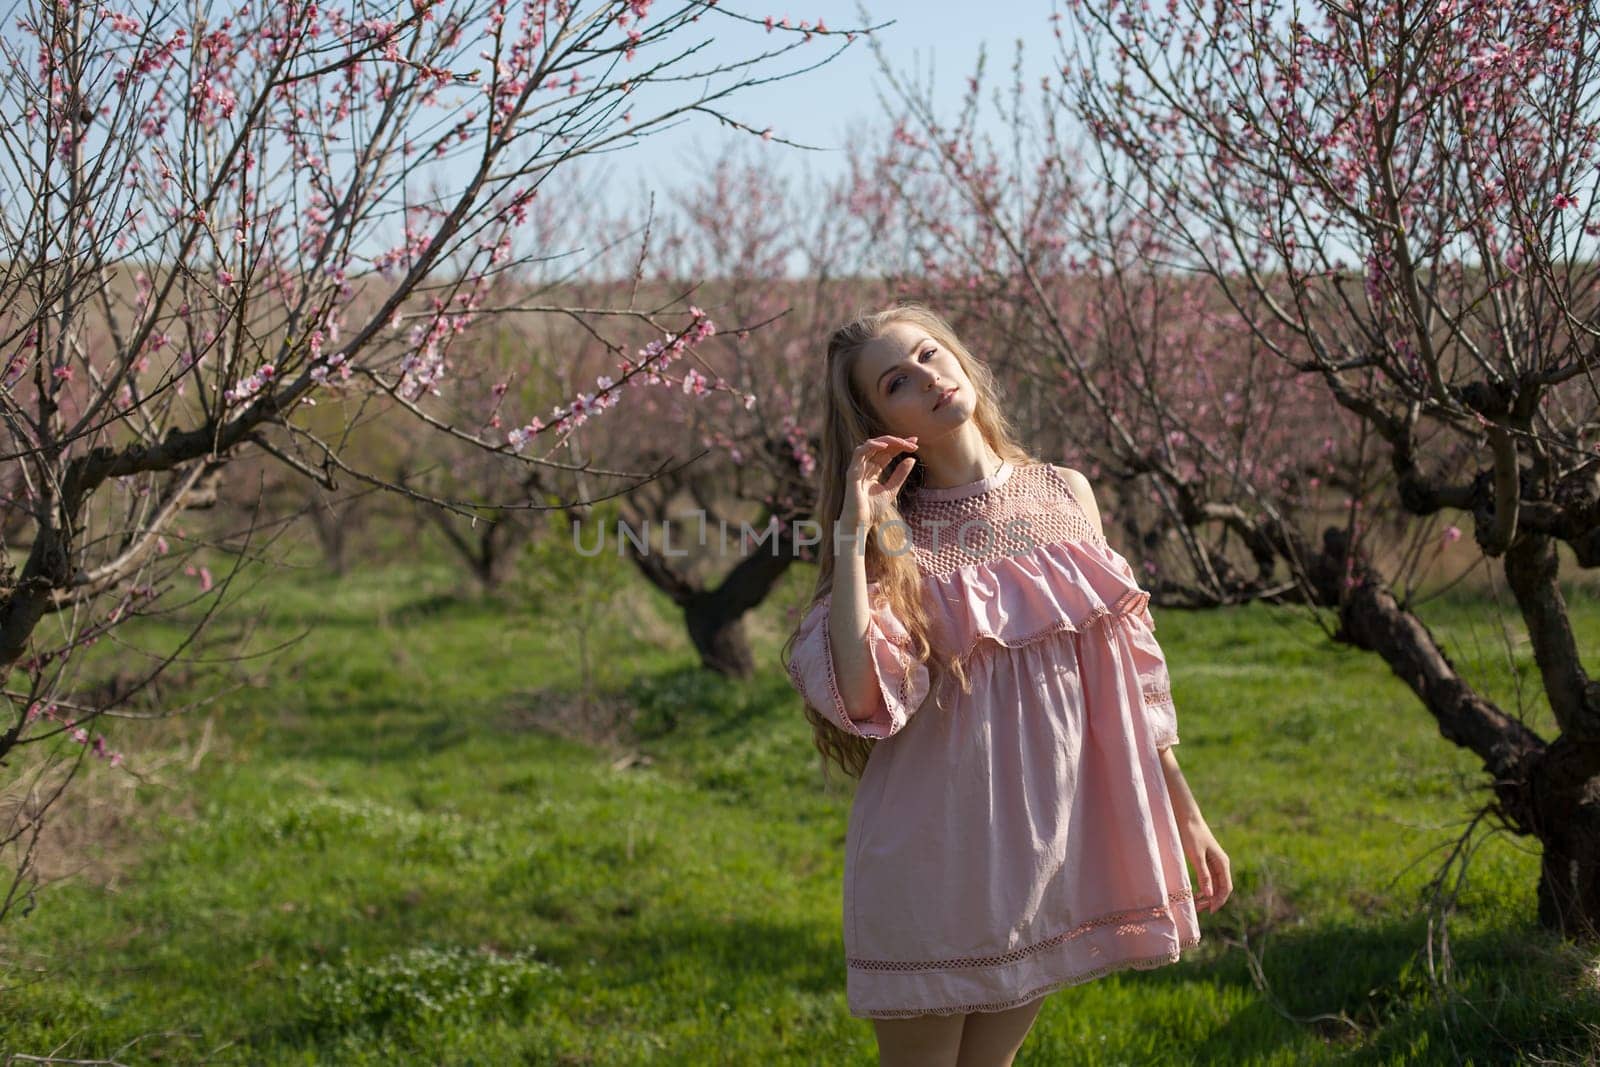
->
xmin=852 ymin=321 xmax=975 ymax=439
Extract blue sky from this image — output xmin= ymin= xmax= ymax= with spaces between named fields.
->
xmin=584 ymin=1 xmax=1067 ymax=220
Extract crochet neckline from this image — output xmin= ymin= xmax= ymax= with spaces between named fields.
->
xmin=911 ymin=459 xmax=1015 ymax=502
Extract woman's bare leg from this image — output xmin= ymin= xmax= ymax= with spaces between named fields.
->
xmin=953 ymin=995 xmax=1047 ymax=1067
xmin=870 ymin=1011 xmax=966 ymax=1067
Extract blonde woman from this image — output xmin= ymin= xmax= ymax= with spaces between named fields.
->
xmin=782 ymin=301 xmax=1231 ymax=1066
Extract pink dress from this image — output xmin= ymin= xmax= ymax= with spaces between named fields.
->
xmin=785 ymin=459 xmax=1201 ymax=1019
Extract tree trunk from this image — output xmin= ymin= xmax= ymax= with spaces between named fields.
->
xmin=618 ymin=508 xmax=802 ymax=680
xmin=1529 ymin=736 xmax=1600 ymax=940
xmin=685 ymin=593 xmax=756 ymax=677
xmin=1305 ymin=524 xmax=1600 ymax=942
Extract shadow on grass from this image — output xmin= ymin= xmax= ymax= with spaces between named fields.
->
xmin=1119 ymin=914 xmax=1599 ymax=1064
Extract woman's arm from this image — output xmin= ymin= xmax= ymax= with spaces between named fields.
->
xmin=1160 ymin=747 xmax=1202 ymax=820
xmin=829 ymin=515 xmax=882 ymax=723
xmin=830 ymin=434 xmax=921 ymax=724
xmin=1160 ymin=746 xmax=1233 ymax=913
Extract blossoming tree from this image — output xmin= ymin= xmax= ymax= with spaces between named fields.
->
xmin=1052 ymin=0 xmax=1600 ymax=938
xmin=0 ymin=0 xmax=874 ymax=923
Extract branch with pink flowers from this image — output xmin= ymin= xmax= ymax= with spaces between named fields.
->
xmin=0 ymin=0 xmax=879 ymax=929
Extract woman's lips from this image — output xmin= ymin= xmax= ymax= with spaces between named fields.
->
xmin=934 ymin=386 xmax=956 ymax=411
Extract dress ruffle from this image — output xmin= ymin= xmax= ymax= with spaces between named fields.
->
xmin=919 ymin=537 xmax=1180 ymax=749
xmin=786 ymin=537 xmax=1179 ymax=748
xmin=921 ymin=537 xmax=1156 ymax=662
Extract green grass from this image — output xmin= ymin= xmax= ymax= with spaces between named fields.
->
xmin=2 ymin=537 xmax=1599 ymax=1065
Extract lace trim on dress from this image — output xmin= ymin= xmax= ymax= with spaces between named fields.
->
xmin=852 ymin=932 xmax=1206 ymax=1019
xmin=785 ymin=611 xmax=849 ymax=731
xmin=1143 ymin=684 xmax=1173 ymax=707
xmin=847 ymin=887 xmax=1195 ymax=973
xmin=900 ymin=461 xmax=1106 ymax=578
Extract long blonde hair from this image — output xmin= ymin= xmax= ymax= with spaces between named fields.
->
xmin=782 ymin=300 xmax=1037 ymax=784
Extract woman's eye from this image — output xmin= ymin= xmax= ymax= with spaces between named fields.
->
xmin=888 ymin=350 xmax=936 ymax=394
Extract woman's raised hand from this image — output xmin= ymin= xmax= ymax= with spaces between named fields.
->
xmin=839 ymin=434 xmax=918 ymax=530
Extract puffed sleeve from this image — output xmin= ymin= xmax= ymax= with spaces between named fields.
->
xmin=1123 ymin=609 xmax=1179 ymax=748
xmin=785 ymin=586 xmax=932 ymax=740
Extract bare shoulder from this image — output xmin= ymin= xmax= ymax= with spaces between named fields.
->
xmin=1048 ymin=464 xmax=1105 ymax=541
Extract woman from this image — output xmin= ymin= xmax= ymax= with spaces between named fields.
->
xmin=781 ymin=301 xmax=1232 ymax=1066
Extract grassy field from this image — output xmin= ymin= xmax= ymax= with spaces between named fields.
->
xmin=2 ymin=531 xmax=1599 ymax=1065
